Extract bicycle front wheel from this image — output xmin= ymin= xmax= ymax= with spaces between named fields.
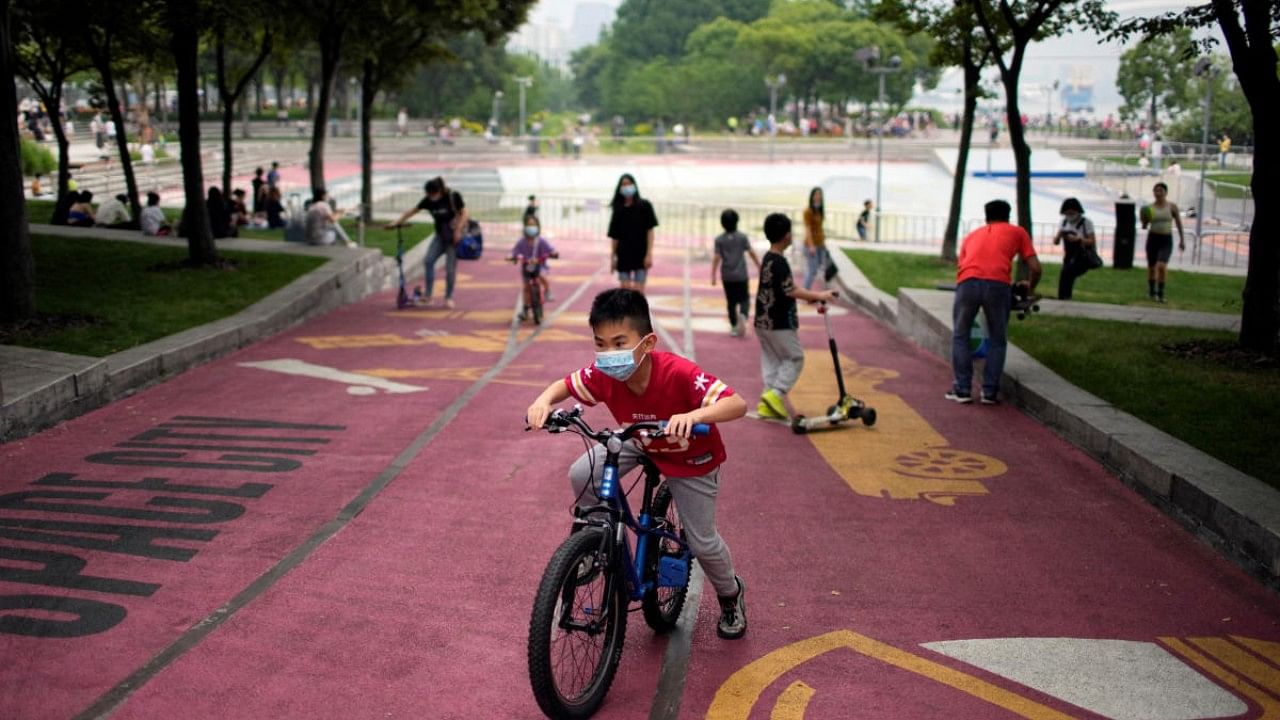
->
xmin=528 ymin=528 xmax=628 ymax=719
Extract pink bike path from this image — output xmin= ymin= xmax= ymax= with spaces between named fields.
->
xmin=2 ymin=230 xmax=1279 ymax=719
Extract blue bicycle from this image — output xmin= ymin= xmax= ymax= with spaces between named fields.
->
xmin=527 ymin=406 xmax=705 ymax=719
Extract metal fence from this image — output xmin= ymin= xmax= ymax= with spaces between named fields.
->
xmin=372 ymin=190 xmax=1249 ymax=272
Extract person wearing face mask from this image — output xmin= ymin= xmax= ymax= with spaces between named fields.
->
xmin=385 ymin=176 xmax=469 ymax=308
xmin=525 ymin=288 xmax=751 ymax=640
xmin=754 ymin=214 xmax=836 ymax=420
xmin=510 ymin=214 xmax=558 ymax=320
xmin=607 ymin=174 xmax=659 ymax=294
xmin=1052 ymin=197 xmax=1097 ymax=300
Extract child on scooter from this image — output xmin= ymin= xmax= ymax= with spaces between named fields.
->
xmin=509 ymin=215 xmax=558 ymax=320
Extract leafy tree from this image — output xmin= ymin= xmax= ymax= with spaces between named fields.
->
xmin=81 ymin=0 xmax=150 ymax=222
xmin=12 ymin=0 xmax=88 ymax=225
xmin=1 ymin=0 xmax=34 ymax=322
xmin=166 ymin=0 xmax=216 ymax=264
xmin=1165 ymin=56 xmax=1254 ymax=144
xmin=1116 ymin=27 xmax=1194 ymax=127
xmin=970 ymin=0 xmax=1115 ymax=234
xmin=211 ymin=5 xmax=273 ymax=196
xmin=1114 ymin=0 xmax=1279 ymax=351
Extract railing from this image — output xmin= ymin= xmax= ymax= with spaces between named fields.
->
xmin=370 ymin=190 xmax=1248 ymax=271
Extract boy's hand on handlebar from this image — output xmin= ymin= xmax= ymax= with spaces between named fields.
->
xmin=665 ymin=412 xmax=699 ymax=439
xmin=526 ymin=400 xmax=553 ymax=430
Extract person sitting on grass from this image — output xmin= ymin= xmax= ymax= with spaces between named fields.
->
xmin=140 ymin=192 xmax=171 ymax=236
xmin=67 ymin=191 xmax=96 ymax=227
xmin=305 ymin=188 xmax=355 ymax=248
xmin=94 ymin=193 xmax=133 ymax=229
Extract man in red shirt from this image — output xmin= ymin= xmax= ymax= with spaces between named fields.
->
xmin=949 ymin=200 xmax=1042 ymax=405
xmin=526 ymin=289 xmax=750 ymax=639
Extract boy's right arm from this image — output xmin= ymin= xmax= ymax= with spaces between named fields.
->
xmin=787 ymin=286 xmax=836 ymax=303
xmin=526 ymin=380 xmax=572 ymax=429
xmin=710 ymin=254 xmax=720 ymax=285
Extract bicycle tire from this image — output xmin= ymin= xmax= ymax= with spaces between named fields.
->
xmin=641 ymin=485 xmax=689 ymax=633
xmin=528 ymin=528 xmax=627 ymax=719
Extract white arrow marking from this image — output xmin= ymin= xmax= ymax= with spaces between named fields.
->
xmin=239 ymin=359 xmax=427 ymax=395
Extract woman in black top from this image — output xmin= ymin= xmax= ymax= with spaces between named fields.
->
xmin=385 ymin=176 xmax=469 ymax=308
xmin=607 ymin=173 xmax=658 ymax=294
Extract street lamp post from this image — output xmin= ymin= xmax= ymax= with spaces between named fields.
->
xmin=516 ymin=76 xmax=532 ymax=140
xmin=1192 ymin=57 xmax=1217 ymax=264
xmin=492 ymin=90 xmax=504 ymax=136
xmin=765 ymin=73 xmax=786 ymax=163
xmin=861 ymin=47 xmax=901 ymax=244
xmin=1042 ymin=80 xmax=1059 ymax=148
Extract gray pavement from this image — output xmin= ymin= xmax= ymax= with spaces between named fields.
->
xmin=828 ymin=241 xmax=1280 ymax=588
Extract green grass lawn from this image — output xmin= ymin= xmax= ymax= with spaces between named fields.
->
xmin=238 ymin=219 xmax=432 ymax=258
xmin=846 ymin=249 xmax=1244 ymax=314
xmin=1008 ymin=317 xmax=1279 ymax=486
xmin=3 ymin=234 xmax=325 ymax=357
xmin=26 ymin=198 xmax=182 ymax=225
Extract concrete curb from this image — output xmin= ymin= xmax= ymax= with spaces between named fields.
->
xmin=827 ymin=244 xmax=1280 ymax=589
xmin=1 ymin=229 xmax=430 ymax=442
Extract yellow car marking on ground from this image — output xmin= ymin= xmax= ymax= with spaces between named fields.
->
xmin=788 ymin=351 xmax=1006 ymax=505
xmin=706 ymin=630 xmax=1075 ymax=720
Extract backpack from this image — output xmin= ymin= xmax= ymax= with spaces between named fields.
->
xmin=456 ymin=219 xmax=483 ymax=260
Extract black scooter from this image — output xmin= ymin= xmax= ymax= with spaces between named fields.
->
xmin=791 ymin=295 xmax=877 ymax=434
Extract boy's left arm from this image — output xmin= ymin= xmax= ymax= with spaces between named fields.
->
xmin=666 ymin=394 xmax=747 ymax=439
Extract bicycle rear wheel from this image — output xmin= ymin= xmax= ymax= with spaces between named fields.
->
xmin=641 ymin=485 xmax=690 ymax=632
xmin=528 ymin=528 xmax=627 ymax=719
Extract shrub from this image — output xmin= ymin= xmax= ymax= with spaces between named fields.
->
xmin=633 ymin=122 xmax=653 ymax=136
xmin=21 ymin=138 xmax=56 ymax=177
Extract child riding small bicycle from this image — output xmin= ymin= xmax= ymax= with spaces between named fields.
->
xmin=509 ymin=215 xmax=558 ymax=321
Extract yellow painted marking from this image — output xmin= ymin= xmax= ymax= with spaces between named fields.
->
xmin=707 ymin=630 xmax=1075 ymax=720
xmin=788 ymin=351 xmax=1006 ymax=505
xmin=1233 ymin=636 xmax=1280 ymax=667
xmin=298 ymin=328 xmax=584 ymax=353
xmin=770 ymin=681 xmax=815 ymax=720
xmin=1162 ymin=637 xmax=1280 ymax=717
xmin=1190 ymin=637 xmax=1280 ymax=697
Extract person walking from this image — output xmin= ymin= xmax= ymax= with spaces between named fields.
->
xmin=607 ymin=173 xmax=658 ymax=294
xmin=947 ymin=200 xmax=1041 ymax=405
xmin=802 ymin=187 xmax=828 ymax=289
xmin=1052 ymin=197 xmax=1097 ymax=300
xmin=1139 ymin=182 xmax=1185 ymax=303
xmin=385 ymin=176 xmax=468 ymax=308
xmin=711 ymin=209 xmax=760 ymax=337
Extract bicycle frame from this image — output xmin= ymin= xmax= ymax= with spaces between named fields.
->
xmin=547 ymin=411 xmax=696 ymax=607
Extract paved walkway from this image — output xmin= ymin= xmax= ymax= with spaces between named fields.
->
xmin=3 ymin=229 xmax=1279 ymax=720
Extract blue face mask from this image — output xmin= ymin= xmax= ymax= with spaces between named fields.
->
xmin=620 ymin=185 xmax=636 ymax=198
xmin=524 ymin=225 xmax=539 ymax=237
xmin=594 ymin=336 xmax=650 ymax=381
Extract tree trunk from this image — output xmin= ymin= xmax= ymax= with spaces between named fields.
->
xmin=241 ymin=93 xmax=250 ymax=139
xmin=1002 ymin=74 xmax=1033 ymax=234
xmin=274 ymin=66 xmax=286 ymax=110
xmin=360 ymin=59 xmax=376 ymax=223
xmin=201 ymin=71 xmax=209 ymax=113
xmin=309 ymin=28 xmax=342 ymax=197
xmin=97 ymin=59 xmax=142 ymax=221
xmin=254 ymin=72 xmax=263 ymax=114
xmin=0 ymin=0 xmax=35 ymax=322
xmin=944 ymin=43 xmax=981 ymax=262
xmin=158 ymin=79 xmax=169 ymax=131
xmin=222 ymin=100 xmax=234 ymax=197
xmin=172 ymin=15 xmax=216 ymax=265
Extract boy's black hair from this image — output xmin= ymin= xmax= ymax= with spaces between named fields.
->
xmin=147 ymin=192 xmax=161 ymax=205
xmin=589 ymin=288 xmax=654 ymax=336
xmin=80 ymin=190 xmax=94 ymax=202
xmin=720 ymin=209 xmax=739 ymax=233
xmin=984 ymin=200 xmax=1012 ymax=222
xmin=115 ymin=193 xmax=127 ymax=203
xmin=425 ymin=176 xmax=445 ymax=195
xmin=1059 ymin=197 xmax=1084 ymax=215
xmin=764 ymin=212 xmax=791 ymax=243
xmin=1153 ymin=181 xmax=1168 ymax=192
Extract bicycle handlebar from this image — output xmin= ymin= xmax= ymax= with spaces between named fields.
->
xmin=538 ymin=406 xmax=710 ymax=440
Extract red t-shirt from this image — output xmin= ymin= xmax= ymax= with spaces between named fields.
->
xmin=563 ymin=351 xmax=734 ymax=477
xmin=957 ymin=221 xmax=1036 ymax=284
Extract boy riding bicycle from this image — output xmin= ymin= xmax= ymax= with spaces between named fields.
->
xmin=525 ymin=288 xmax=750 ymax=639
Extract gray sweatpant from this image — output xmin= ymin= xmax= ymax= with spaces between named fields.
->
xmin=570 ymin=442 xmax=738 ymax=598
xmin=758 ymin=328 xmax=805 ymax=395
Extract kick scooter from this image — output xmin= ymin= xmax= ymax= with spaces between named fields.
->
xmin=791 ymin=295 xmax=877 ymax=434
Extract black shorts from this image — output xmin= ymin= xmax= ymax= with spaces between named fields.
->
xmin=1146 ymin=233 xmax=1173 ymax=265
